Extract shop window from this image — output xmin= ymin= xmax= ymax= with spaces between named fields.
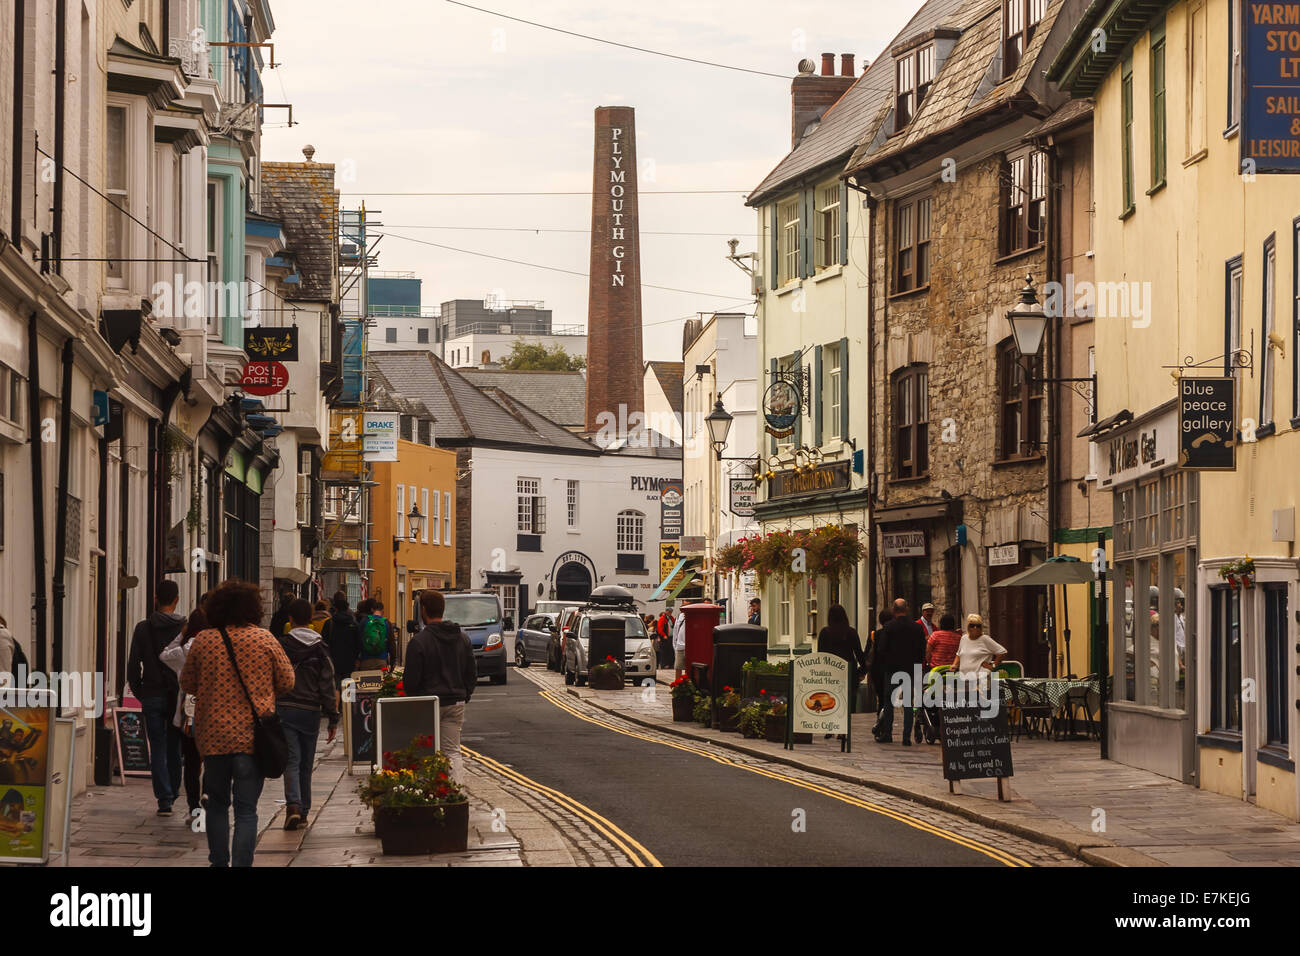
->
xmin=1209 ymin=586 xmax=1242 ymax=732
xmin=996 ymin=339 xmax=1043 ymax=459
xmin=1003 ymin=0 xmax=1046 ymax=77
xmin=895 ymin=43 xmax=934 ymax=128
xmin=1263 ymin=585 xmax=1289 ymax=747
xmin=1000 ymin=149 xmax=1046 ymax=257
xmin=893 ymin=194 xmax=931 ymax=293
xmin=892 ymin=364 xmax=929 ymax=479
xmin=892 ymin=555 xmax=932 ymax=619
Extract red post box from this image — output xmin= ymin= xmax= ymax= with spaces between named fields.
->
xmin=682 ymin=602 xmax=722 ymax=685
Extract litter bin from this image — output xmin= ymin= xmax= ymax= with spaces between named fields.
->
xmin=710 ymin=623 xmax=767 ymax=701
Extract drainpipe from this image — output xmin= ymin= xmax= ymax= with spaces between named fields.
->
xmin=848 ymin=177 xmax=879 ymax=626
xmin=52 ymin=0 xmax=66 ymax=272
xmin=154 ymin=379 xmax=185 ymax=597
xmin=11 ymin=0 xmax=25 ymax=244
xmin=94 ymin=433 xmax=110 ymax=785
xmin=50 ymin=338 xmax=73 ymax=678
xmin=146 ymin=420 xmax=158 ymax=610
xmin=27 ymin=311 xmax=48 ymax=672
xmin=1044 ymin=141 xmax=1062 ymax=678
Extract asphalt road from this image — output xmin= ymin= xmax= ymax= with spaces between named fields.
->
xmin=463 ymin=673 xmax=1015 ymax=866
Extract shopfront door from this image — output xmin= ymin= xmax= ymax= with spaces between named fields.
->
xmin=988 ymin=560 xmax=1049 ymax=676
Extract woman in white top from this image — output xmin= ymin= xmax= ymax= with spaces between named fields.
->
xmin=954 ymin=614 xmax=1007 ymax=674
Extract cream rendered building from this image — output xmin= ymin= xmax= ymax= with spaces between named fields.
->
xmin=1051 ymin=0 xmax=1300 ymax=816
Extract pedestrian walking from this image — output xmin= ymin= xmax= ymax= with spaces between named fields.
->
xmin=355 ymin=599 xmax=393 ymax=671
xmin=276 ymin=599 xmax=339 ymax=830
xmin=655 ymin=610 xmax=672 ymax=669
xmin=180 ymin=579 xmax=294 ymax=868
xmin=872 ymin=599 xmax=926 ymax=745
xmin=917 ymin=602 xmax=937 ymax=637
xmin=403 ymin=590 xmax=477 ymax=784
xmin=127 ymin=579 xmax=187 ymax=815
xmin=0 ymin=613 xmax=20 ymax=676
xmin=925 ymin=614 xmax=963 ymax=669
xmin=673 ymin=607 xmax=687 ymax=678
xmin=373 ymin=600 xmax=400 ymax=664
xmin=817 ymin=604 xmax=865 ymax=738
xmin=268 ymin=589 xmax=295 ymax=639
xmin=160 ymin=599 xmax=210 ymax=815
xmin=309 ymin=600 xmax=331 ymax=634
xmin=866 ymin=610 xmax=892 ymax=734
xmin=954 ymin=614 xmax=1006 ymax=675
xmin=321 ymin=591 xmax=361 ymax=686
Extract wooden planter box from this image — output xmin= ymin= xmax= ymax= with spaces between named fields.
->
xmin=588 ymin=667 xmax=625 ymax=690
xmin=714 ymin=705 xmax=739 ymax=732
xmin=765 ymin=713 xmax=787 ymax=744
xmin=374 ymin=801 xmax=470 ymax=855
xmin=671 ymin=695 xmax=695 ymax=722
xmin=743 ymin=671 xmax=790 ymax=701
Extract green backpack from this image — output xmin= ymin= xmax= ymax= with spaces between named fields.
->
xmin=360 ymin=615 xmax=388 ymax=658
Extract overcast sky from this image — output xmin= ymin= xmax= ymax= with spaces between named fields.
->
xmin=260 ymin=1 xmax=913 ymax=361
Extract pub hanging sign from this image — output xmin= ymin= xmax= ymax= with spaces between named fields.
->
xmin=1178 ymin=377 xmax=1236 ymax=471
xmin=243 ymin=326 xmax=299 ymax=362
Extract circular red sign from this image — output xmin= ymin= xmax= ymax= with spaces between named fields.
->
xmin=239 ymin=360 xmax=289 ymax=396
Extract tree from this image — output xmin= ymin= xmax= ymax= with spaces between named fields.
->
xmin=500 ymin=339 xmax=586 ymax=371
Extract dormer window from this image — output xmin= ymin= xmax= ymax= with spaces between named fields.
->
xmin=895 ymin=44 xmax=935 ymax=128
xmin=1004 ymin=0 xmax=1047 ymax=77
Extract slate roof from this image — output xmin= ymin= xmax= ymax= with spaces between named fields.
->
xmin=368 ymin=351 xmax=600 ymax=455
xmin=259 ymin=162 xmax=338 ymax=302
xmin=747 ymin=0 xmax=970 ymax=207
xmin=458 ymin=368 xmax=586 ymax=428
xmin=646 ymin=361 xmax=684 ymax=416
xmin=845 ymin=0 xmax=1071 ymax=175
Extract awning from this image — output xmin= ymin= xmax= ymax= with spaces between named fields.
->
xmin=650 ymin=558 xmax=689 ymax=601
xmin=668 ymin=571 xmax=703 ymax=600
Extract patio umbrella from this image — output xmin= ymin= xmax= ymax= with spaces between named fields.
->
xmin=992 ymin=556 xmax=1107 ymax=676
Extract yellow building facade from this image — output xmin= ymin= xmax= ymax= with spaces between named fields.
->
xmin=1052 ymin=0 xmax=1299 ymax=814
xmin=371 ymin=439 xmax=459 ymax=644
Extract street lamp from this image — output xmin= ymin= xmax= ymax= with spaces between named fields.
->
xmin=705 ymin=398 xmax=733 ymax=460
xmin=394 ymin=503 xmax=423 ymax=551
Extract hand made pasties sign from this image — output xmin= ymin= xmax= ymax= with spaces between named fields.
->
xmin=792 ymin=653 xmax=849 ymax=735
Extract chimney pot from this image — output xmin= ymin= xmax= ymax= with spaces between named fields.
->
xmin=820 ymin=53 xmax=834 ymax=76
xmin=841 ymin=53 xmax=855 ymax=76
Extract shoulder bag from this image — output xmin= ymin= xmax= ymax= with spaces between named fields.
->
xmin=218 ymin=626 xmax=288 ymax=778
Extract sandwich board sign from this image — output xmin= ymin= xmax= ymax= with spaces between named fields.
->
xmin=788 ymin=652 xmax=851 ymax=752
xmin=939 ymin=700 xmax=1014 ymax=801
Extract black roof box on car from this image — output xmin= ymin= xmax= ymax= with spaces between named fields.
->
xmin=585 ymin=584 xmax=637 ymax=608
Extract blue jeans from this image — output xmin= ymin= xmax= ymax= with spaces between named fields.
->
xmin=202 ymin=753 xmax=264 ymax=867
xmin=278 ymin=705 xmax=321 ymax=812
xmin=878 ymin=697 xmax=915 ymax=741
xmin=140 ymin=695 xmax=182 ymax=806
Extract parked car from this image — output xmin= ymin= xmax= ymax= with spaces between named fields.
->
xmin=563 ymin=586 xmax=654 ymax=686
xmin=552 ymin=606 xmax=580 ymax=671
xmin=442 ymin=591 xmax=509 ymax=685
xmin=515 ymin=612 xmax=560 ymax=668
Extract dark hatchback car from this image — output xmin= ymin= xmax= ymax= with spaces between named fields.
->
xmin=515 ymin=612 xmax=560 ymax=668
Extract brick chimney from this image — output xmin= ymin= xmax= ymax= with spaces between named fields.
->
xmin=791 ymin=53 xmax=856 ymax=147
xmin=841 ymin=53 xmax=855 ymax=76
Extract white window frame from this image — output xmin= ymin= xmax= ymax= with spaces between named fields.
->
xmin=1261 ymin=236 xmax=1276 ymax=428
xmin=1227 ymin=0 xmax=1242 ymax=132
xmin=567 ymin=479 xmax=579 ymax=528
xmin=517 ymin=477 xmax=541 ymax=533
xmin=778 ymin=198 xmax=800 ymax=285
xmin=431 ymin=487 xmax=441 ymax=543
xmin=816 ymin=184 xmax=841 ymax=270
xmin=396 ymin=484 xmax=405 ymax=539
xmin=105 ymin=98 xmax=140 ymax=289
xmin=443 ymin=491 xmax=452 ymax=545
xmin=421 ymin=488 xmax=430 ymax=543
xmin=616 ymin=510 xmax=644 ymax=555
xmin=825 ymin=343 xmax=842 ymax=440
xmin=207 ymin=178 xmax=223 ymax=337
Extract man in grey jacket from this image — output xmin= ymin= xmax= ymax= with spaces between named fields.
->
xmin=403 ymin=590 xmax=477 ymax=783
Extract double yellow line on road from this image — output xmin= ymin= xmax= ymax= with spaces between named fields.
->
xmin=536 ymin=689 xmax=1029 ymax=867
xmin=462 ymin=745 xmax=662 ymax=867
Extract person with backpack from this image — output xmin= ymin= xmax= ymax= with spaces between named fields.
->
xmin=276 ymin=599 xmax=338 ymax=831
xmin=0 ymin=613 xmax=25 ymax=677
xmin=180 ymin=579 xmax=294 ymax=868
xmin=127 ymin=580 xmax=188 ymax=815
xmin=355 ymin=599 xmax=392 ymax=670
xmin=373 ymin=600 xmax=399 ymax=663
xmin=321 ymin=591 xmax=361 ymax=686
xmin=309 ymin=600 xmax=331 ymax=634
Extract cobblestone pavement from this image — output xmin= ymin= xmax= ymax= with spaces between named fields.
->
xmin=531 ymin=664 xmax=1300 ymax=867
xmin=515 ymin=666 xmax=1080 ymax=866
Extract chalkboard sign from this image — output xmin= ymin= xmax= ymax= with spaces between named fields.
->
xmin=111 ymin=707 xmax=151 ymax=778
xmin=347 ymin=692 xmax=377 ymax=770
xmin=940 ymin=706 xmax=1013 ymax=783
xmin=375 ymin=696 xmax=440 ymax=764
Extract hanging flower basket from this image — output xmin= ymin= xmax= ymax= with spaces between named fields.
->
xmin=730 ymin=525 xmax=864 ymax=588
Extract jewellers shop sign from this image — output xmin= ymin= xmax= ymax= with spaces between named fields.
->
xmin=1242 ymin=2 xmax=1300 ymax=173
xmin=243 ymin=326 xmax=299 ymax=362
xmin=1178 ymin=377 xmax=1236 ymax=471
xmin=768 ymin=460 xmax=850 ymax=500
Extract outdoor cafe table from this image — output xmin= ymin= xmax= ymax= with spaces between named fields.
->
xmin=1015 ymin=678 xmax=1101 ymax=738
